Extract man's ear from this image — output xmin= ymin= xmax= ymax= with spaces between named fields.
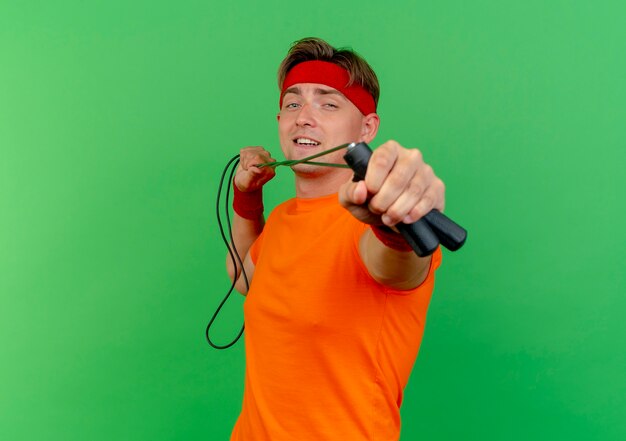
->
xmin=276 ymin=114 xmax=280 ymax=121
xmin=360 ymin=113 xmax=380 ymax=144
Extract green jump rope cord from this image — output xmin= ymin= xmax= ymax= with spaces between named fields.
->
xmin=255 ymin=143 xmax=351 ymax=169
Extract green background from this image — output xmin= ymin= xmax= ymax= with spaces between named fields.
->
xmin=1 ymin=1 xmax=624 ymax=439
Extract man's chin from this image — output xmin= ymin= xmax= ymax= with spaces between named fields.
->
xmin=290 ymin=162 xmax=328 ymax=176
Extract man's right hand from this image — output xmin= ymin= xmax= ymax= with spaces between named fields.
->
xmin=234 ymin=146 xmax=277 ymax=192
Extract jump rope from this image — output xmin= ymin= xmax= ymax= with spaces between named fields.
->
xmin=206 ymin=142 xmax=467 ymax=349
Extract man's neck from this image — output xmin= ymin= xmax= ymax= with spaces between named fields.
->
xmin=294 ymin=168 xmax=353 ymax=198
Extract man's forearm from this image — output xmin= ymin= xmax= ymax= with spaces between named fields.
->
xmin=359 ymin=227 xmax=431 ymax=290
xmin=225 ymin=213 xmax=264 ymax=283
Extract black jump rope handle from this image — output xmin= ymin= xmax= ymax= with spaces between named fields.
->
xmin=343 ymin=142 xmax=467 ymax=257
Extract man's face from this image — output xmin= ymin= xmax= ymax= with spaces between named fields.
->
xmin=278 ymin=83 xmax=368 ymax=174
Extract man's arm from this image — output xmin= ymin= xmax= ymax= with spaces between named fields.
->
xmin=338 ymin=140 xmax=445 ymax=290
xmin=225 ymin=147 xmax=275 ymax=294
xmin=226 ymin=209 xmax=262 ymax=295
xmin=358 ymin=227 xmax=432 ymax=290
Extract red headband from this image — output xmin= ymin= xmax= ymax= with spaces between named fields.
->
xmin=279 ymin=60 xmax=376 ymax=115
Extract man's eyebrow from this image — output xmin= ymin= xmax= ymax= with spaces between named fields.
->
xmin=283 ymin=86 xmax=301 ymax=96
xmin=282 ymin=86 xmax=346 ymax=98
xmin=314 ymin=88 xmax=344 ymax=97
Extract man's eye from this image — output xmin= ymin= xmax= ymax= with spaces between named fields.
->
xmin=324 ymin=103 xmax=338 ymax=109
xmin=285 ymin=102 xmax=300 ymax=109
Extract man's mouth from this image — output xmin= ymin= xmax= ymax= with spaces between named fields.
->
xmin=293 ymin=137 xmax=321 ymax=147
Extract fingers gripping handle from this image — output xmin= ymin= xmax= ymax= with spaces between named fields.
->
xmin=343 ymin=142 xmax=467 ymax=256
xmin=343 ymin=142 xmax=438 ymax=257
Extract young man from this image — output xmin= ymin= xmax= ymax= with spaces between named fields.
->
xmin=227 ymin=38 xmax=445 ymax=441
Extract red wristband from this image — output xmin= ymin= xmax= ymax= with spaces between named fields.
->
xmin=371 ymin=225 xmax=413 ymax=252
xmin=233 ymin=181 xmax=264 ymax=220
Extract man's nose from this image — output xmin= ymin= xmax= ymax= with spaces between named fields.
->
xmin=296 ymin=104 xmax=316 ymax=127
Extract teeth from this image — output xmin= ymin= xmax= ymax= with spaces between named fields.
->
xmin=296 ymin=138 xmax=320 ymax=146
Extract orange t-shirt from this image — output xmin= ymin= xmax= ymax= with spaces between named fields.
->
xmin=230 ymin=193 xmax=442 ymax=441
